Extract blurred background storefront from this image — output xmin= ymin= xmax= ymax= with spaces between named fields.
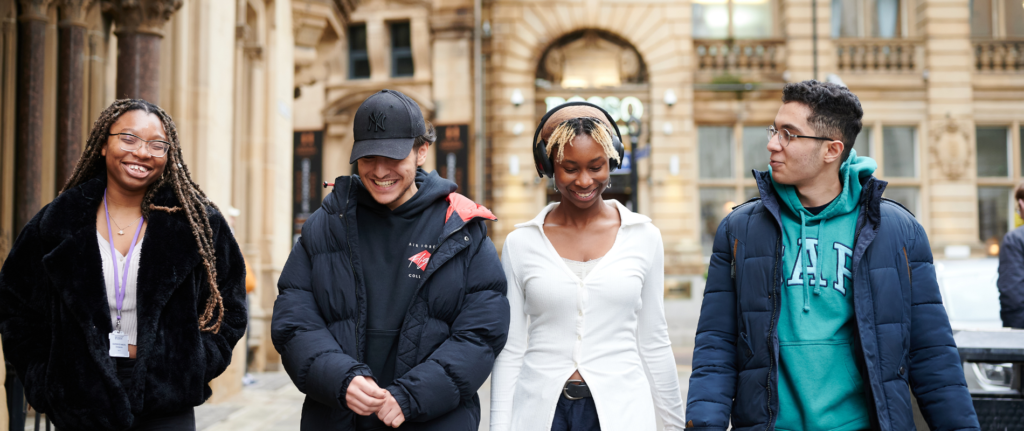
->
xmin=1 ymin=0 xmax=1022 ymax=407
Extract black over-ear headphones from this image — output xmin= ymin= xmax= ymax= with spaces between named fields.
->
xmin=532 ymin=101 xmax=625 ymax=178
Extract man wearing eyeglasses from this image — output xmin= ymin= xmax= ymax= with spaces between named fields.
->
xmin=685 ymin=80 xmax=979 ymax=431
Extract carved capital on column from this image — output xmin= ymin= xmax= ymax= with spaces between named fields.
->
xmin=18 ymin=0 xmax=54 ymax=22
xmin=929 ymin=115 xmax=973 ymax=181
xmin=101 ymin=0 xmax=181 ymax=36
xmin=56 ymin=0 xmax=95 ymax=27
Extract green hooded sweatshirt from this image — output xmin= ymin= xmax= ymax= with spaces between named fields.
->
xmin=770 ymin=149 xmax=877 ymax=431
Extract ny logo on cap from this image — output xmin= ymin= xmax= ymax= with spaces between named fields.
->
xmin=368 ymin=110 xmax=387 ymax=132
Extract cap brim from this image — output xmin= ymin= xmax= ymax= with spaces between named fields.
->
xmin=349 ymin=138 xmax=415 ymax=164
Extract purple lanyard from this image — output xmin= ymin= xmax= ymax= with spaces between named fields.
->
xmin=103 ymin=189 xmax=144 ymax=332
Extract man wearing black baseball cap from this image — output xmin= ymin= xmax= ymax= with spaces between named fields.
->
xmin=273 ymin=89 xmax=510 ymax=431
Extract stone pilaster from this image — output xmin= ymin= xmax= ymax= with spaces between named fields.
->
xmin=101 ymin=0 xmax=182 ymax=103
xmin=14 ymin=0 xmax=51 ymax=235
xmin=55 ymin=0 xmax=92 ymax=192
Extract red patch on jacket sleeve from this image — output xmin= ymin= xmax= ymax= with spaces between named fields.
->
xmin=445 ymin=193 xmax=496 ymax=223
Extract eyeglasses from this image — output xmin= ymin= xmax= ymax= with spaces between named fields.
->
xmin=109 ymin=132 xmax=172 ymax=158
xmin=766 ymin=125 xmax=833 ymax=147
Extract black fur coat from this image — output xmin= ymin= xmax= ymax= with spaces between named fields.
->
xmin=0 ymin=175 xmax=247 ymax=430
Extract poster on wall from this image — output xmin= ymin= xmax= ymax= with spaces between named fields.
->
xmin=435 ymin=124 xmax=470 ymax=193
xmin=293 ymin=130 xmax=323 ymax=244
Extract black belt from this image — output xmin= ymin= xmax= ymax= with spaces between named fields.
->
xmin=562 ymin=380 xmax=592 ymax=400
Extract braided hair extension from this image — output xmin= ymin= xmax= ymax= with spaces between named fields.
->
xmin=61 ymin=99 xmax=226 ymax=334
xmin=545 ymin=117 xmax=620 ymax=165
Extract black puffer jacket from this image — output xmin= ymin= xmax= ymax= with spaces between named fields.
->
xmin=0 ymin=176 xmax=248 ymax=430
xmin=272 ymin=175 xmax=509 ymax=430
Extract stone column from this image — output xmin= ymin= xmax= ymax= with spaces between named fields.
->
xmin=14 ymin=0 xmax=51 ymax=236
xmin=55 ymin=0 xmax=91 ymax=193
xmin=101 ymin=0 xmax=181 ymax=104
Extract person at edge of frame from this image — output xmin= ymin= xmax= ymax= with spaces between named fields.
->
xmin=271 ymin=89 xmax=510 ymax=430
xmin=997 ymin=181 xmax=1024 ymax=329
xmin=490 ymin=101 xmax=686 ymax=431
xmin=685 ymin=80 xmax=980 ymax=431
xmin=0 ymin=99 xmax=248 ymax=431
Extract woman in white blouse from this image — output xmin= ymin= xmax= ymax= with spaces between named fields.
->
xmin=491 ymin=102 xmax=685 ymax=431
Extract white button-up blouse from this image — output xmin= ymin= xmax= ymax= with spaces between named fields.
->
xmin=490 ymin=201 xmax=685 ymax=430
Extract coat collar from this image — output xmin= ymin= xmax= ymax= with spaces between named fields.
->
xmin=515 ymin=199 xmax=651 ymax=230
xmin=39 ymin=175 xmax=205 ymax=390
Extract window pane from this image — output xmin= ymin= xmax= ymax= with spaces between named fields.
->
xmin=976 ymin=127 xmax=1009 ymax=177
xmin=874 ymin=0 xmax=900 ymax=38
xmin=733 ymin=1 xmax=772 ymax=39
xmin=979 ymin=186 xmax=1011 ymax=244
xmin=693 ymin=1 xmax=729 ymax=39
xmin=742 ymin=126 xmax=771 ymax=175
xmin=831 ymin=0 xmax=863 ymax=38
xmin=700 ymin=188 xmax=738 ymax=255
xmin=349 ymin=24 xmax=369 ymax=79
xmin=853 ymin=126 xmax=872 ymax=159
xmin=391 ymin=22 xmax=411 ymax=48
xmin=390 ymin=22 xmax=414 ymax=77
xmin=883 ymin=186 xmax=919 ymax=216
xmin=1006 ymin=0 xmax=1024 ymax=37
xmin=699 ymin=126 xmax=734 ymax=179
xmin=883 ymin=126 xmax=916 ymax=178
xmin=970 ymin=0 xmax=994 ymax=38
xmin=349 ymin=24 xmax=367 ymax=50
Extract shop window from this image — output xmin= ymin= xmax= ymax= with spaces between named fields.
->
xmin=977 ymin=127 xmax=1010 ymax=177
xmin=971 ymin=0 xmax=1024 ymax=38
xmin=700 ymin=188 xmax=737 ymax=255
xmin=699 ymin=126 xmax=734 ymax=179
xmin=391 ymin=21 xmax=414 ymax=77
xmin=979 ymin=186 xmax=1012 ymax=245
xmin=882 ymin=126 xmax=917 ymax=178
xmin=854 ymin=126 xmax=872 ymax=159
xmin=693 ymin=0 xmax=773 ymax=39
xmin=348 ymin=24 xmax=369 ymax=79
xmin=742 ymin=125 xmax=771 ymax=173
xmin=832 ymin=0 xmax=904 ymax=38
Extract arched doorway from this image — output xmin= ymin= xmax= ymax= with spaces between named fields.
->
xmin=535 ymin=29 xmax=650 ymax=211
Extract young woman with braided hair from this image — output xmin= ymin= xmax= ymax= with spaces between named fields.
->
xmin=490 ymin=103 xmax=685 ymax=430
xmin=0 ymin=99 xmax=247 ymax=431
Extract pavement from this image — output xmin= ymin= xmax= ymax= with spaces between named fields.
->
xmin=195 ymin=277 xmax=706 ymax=431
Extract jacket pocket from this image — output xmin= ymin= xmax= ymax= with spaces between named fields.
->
xmin=776 ymin=340 xmax=872 ymax=431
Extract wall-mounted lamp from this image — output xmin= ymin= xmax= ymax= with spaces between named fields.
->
xmin=512 ymin=122 xmax=525 ymax=136
xmin=482 ymin=20 xmax=492 ymax=38
xmin=669 ymin=155 xmax=680 ymax=176
xmin=509 ymin=155 xmax=520 ymax=176
xmin=662 ymin=122 xmax=673 ymax=136
xmin=663 ymin=89 xmax=677 ymax=107
xmin=510 ymin=88 xmax=524 ymax=107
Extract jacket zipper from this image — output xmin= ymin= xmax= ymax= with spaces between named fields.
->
xmin=765 ymin=232 xmax=781 ymax=430
xmin=902 ymin=247 xmax=912 ymax=284
xmin=731 ymin=238 xmax=739 ymax=279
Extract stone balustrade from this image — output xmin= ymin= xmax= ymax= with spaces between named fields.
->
xmin=693 ymin=39 xmax=786 ymax=74
xmin=835 ymin=38 xmax=924 ymax=72
xmin=974 ymin=39 xmax=1024 ymax=72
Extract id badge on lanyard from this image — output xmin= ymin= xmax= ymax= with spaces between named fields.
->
xmin=104 ymin=189 xmax=143 ymax=358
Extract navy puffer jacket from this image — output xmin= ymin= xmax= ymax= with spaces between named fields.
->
xmin=997 ymin=226 xmax=1024 ymax=329
xmin=272 ymin=175 xmax=510 ymax=430
xmin=686 ymin=171 xmax=979 ymax=431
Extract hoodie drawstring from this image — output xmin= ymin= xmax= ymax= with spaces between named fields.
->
xmin=801 ymin=212 xmax=810 ymax=312
xmin=814 ymin=217 xmax=825 ymax=297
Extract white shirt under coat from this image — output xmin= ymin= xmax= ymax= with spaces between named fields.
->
xmin=97 ymin=231 xmax=142 ymax=345
xmin=490 ymin=200 xmax=685 ymax=431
